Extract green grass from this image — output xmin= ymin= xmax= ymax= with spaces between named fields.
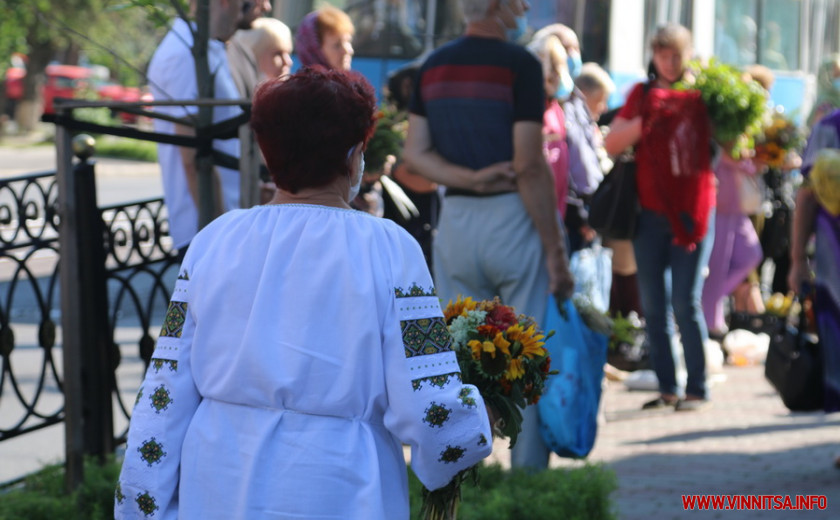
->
xmin=94 ymin=137 xmax=157 ymax=162
xmin=0 ymin=460 xmax=617 ymax=520
xmin=0 ymin=458 xmax=121 ymax=520
xmin=409 ymin=463 xmax=617 ymax=520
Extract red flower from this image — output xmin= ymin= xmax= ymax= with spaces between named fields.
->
xmin=499 ymin=378 xmax=512 ymax=396
xmin=487 ymin=305 xmax=517 ymax=329
xmin=477 ymin=324 xmax=500 ymax=338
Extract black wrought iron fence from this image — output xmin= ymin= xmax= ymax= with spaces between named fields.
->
xmin=0 ymin=97 xmax=251 ymax=490
xmin=0 ymin=154 xmax=179 ymax=485
xmin=0 ymin=171 xmax=62 ymax=443
xmin=101 ymin=197 xmax=180 ymax=442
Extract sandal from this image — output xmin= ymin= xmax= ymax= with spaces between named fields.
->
xmin=641 ymin=395 xmax=678 ymax=410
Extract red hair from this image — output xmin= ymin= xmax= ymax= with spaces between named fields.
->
xmin=250 ymin=66 xmax=377 ymax=193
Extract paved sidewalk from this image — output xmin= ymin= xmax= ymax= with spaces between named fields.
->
xmin=489 ymin=364 xmax=840 ymax=519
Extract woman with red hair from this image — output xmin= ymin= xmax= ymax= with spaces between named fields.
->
xmin=295 ymin=5 xmax=355 ymax=71
xmin=115 ymin=67 xmax=492 ymax=519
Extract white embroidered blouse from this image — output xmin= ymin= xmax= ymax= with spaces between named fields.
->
xmin=115 ymin=204 xmax=492 ymax=520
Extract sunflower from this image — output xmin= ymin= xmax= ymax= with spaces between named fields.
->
xmin=505 ymin=358 xmax=525 ymax=380
xmin=506 ymin=324 xmax=546 ymax=359
xmin=467 ymin=339 xmax=484 ymax=360
xmin=492 ymin=332 xmax=511 ymax=356
xmin=468 ymin=339 xmax=500 ymax=359
xmin=444 ymin=296 xmax=478 ymax=323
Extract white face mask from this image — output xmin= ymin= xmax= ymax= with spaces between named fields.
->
xmin=347 ymin=145 xmax=364 ymax=200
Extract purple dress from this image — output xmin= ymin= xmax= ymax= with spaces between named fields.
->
xmin=801 ymin=110 xmax=840 ymax=412
xmin=701 ymin=154 xmax=763 ymax=332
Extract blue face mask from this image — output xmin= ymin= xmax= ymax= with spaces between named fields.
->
xmin=506 ymin=15 xmax=528 ymax=43
xmin=567 ymin=53 xmax=583 ymax=79
xmin=555 ymin=72 xmax=574 ymax=100
xmin=833 ymin=77 xmax=840 ymax=91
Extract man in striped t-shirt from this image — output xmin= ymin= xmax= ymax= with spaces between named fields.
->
xmin=404 ymin=0 xmax=573 ymax=471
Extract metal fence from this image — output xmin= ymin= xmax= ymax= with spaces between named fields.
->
xmin=0 ymin=146 xmax=180 ymax=487
xmin=0 ymin=171 xmax=62 ymax=444
xmin=0 ymin=98 xmax=250 ymax=489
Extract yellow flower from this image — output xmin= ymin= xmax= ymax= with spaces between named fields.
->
xmin=481 ymin=340 xmax=497 ymax=358
xmin=468 ymin=339 xmax=482 ymax=360
xmin=478 ymin=296 xmax=503 ymax=313
xmin=506 ymin=358 xmax=525 ymax=380
xmin=507 ymin=324 xmax=546 ymax=359
xmin=444 ymin=295 xmax=478 ymax=322
xmin=469 ymin=339 xmax=498 ymax=359
xmin=492 ymin=332 xmax=511 ymax=356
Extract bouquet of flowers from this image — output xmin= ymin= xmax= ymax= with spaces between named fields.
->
xmin=754 ymin=112 xmax=805 ymax=169
xmin=421 ymin=296 xmax=554 ymax=520
xmin=676 ymin=59 xmax=767 ymax=148
xmin=364 ymin=106 xmax=408 ymax=174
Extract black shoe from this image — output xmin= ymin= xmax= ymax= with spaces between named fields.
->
xmin=642 ymin=395 xmax=678 ymax=410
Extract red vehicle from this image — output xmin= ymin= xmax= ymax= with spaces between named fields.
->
xmin=4 ymin=64 xmax=151 ymax=122
xmin=42 ymin=64 xmax=93 ymax=114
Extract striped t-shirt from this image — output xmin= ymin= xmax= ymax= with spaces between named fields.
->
xmin=409 ymin=36 xmax=544 ymax=171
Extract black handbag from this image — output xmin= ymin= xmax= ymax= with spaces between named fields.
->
xmin=587 ymin=154 xmax=640 ymax=240
xmin=764 ymin=298 xmax=823 ymax=411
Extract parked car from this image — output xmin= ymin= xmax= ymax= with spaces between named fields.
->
xmin=4 ymin=64 xmax=151 ymax=123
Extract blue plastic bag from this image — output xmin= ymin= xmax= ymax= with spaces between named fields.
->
xmin=538 ymin=296 xmax=609 ymax=458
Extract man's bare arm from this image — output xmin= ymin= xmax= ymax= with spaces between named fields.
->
xmin=787 ymin=185 xmax=818 ymax=292
xmin=174 ymin=123 xmax=224 ymax=216
xmin=513 ymin=120 xmax=574 ymax=298
xmin=175 ymin=123 xmax=201 ymax=207
xmin=404 ymin=114 xmax=517 ymax=192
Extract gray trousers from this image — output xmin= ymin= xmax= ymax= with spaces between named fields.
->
xmin=433 ymin=193 xmax=551 ymax=470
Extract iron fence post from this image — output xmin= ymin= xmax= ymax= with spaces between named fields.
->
xmin=58 ymin=128 xmax=114 ymax=491
xmin=57 ymin=112 xmax=84 ymax=491
xmin=73 ymin=139 xmax=115 ymax=461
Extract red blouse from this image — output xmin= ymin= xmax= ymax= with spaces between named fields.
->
xmin=617 ymin=82 xmax=716 ymax=248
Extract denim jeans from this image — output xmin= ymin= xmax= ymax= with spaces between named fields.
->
xmin=633 ymin=209 xmax=715 ymax=399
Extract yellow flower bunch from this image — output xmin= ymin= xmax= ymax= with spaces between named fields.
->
xmin=443 ymin=296 xmax=553 ymax=441
xmin=754 ymin=112 xmax=805 ymax=168
xmin=422 ymin=296 xmax=555 ymax=520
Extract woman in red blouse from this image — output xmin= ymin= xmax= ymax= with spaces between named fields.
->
xmin=604 ymin=23 xmax=715 ymax=412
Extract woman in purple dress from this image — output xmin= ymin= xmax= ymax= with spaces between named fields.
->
xmin=789 ymin=109 xmax=840 ymax=427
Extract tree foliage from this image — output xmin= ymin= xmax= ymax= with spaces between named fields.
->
xmin=1 ymin=0 xmax=173 ymax=94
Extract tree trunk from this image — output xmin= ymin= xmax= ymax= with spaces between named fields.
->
xmin=17 ymin=38 xmax=53 ymax=132
xmin=192 ymin=0 xmax=218 ymax=229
